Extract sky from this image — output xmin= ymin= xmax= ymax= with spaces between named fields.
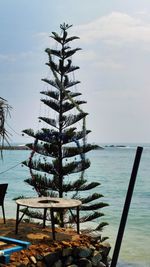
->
xmin=1 ymin=0 xmax=150 ymax=144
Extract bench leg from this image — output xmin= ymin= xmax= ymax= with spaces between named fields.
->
xmin=43 ymin=208 xmax=47 ymax=228
xmin=76 ymin=206 xmax=80 ymax=234
xmin=2 ymin=204 xmax=6 ymax=224
xmin=15 ymin=205 xmax=28 ymax=234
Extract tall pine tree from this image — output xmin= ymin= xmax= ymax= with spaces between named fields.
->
xmin=22 ymin=23 xmax=108 ymax=232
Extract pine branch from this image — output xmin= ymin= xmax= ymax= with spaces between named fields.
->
xmin=41 ymin=78 xmax=59 ymax=89
xmin=62 ymin=178 xmax=87 ymax=192
xmin=79 ymin=182 xmax=100 ymax=191
xmin=23 ymin=129 xmax=59 ymax=143
xmin=45 ymin=48 xmax=62 ymax=59
xmin=68 ymin=212 xmax=104 ymax=224
xmin=64 ymin=36 xmax=80 ymax=44
xmin=26 ymin=143 xmax=59 ymax=158
xmin=62 ymin=113 xmax=88 ymax=128
xmin=64 ymin=48 xmax=82 ymax=59
xmin=62 ymin=144 xmax=95 ymax=158
xmin=22 ymin=128 xmax=35 ymax=138
xmin=23 ymin=158 xmax=90 ymax=176
xmin=41 ymin=99 xmax=60 ymax=113
xmin=80 ymin=202 xmax=109 ymax=211
xmin=64 ymin=80 xmax=80 ymax=89
xmin=64 ymin=91 xmax=82 ymax=100
xmin=39 ymin=117 xmax=57 ymax=128
xmin=66 ymin=65 xmax=80 ymax=74
xmin=61 ymin=100 xmax=86 ymax=113
xmin=79 ymin=193 xmax=104 ymax=204
xmin=46 ymin=59 xmax=59 ymax=73
xmin=95 ymin=222 xmax=109 ymax=231
xmin=25 ymin=175 xmax=59 ymax=193
xmin=51 ymin=32 xmax=63 ymax=44
xmin=40 ymin=90 xmax=59 ymax=100
xmin=80 ymin=212 xmax=104 ymax=223
xmin=23 ymin=159 xmax=57 ymax=175
xmin=62 ymin=159 xmax=90 ymax=175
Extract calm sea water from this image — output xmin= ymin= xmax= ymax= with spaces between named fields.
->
xmin=0 ymin=144 xmax=149 ymax=267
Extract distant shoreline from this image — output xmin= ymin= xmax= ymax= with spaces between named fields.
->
xmin=1 ymin=145 xmax=105 ymax=150
xmin=0 ymin=145 xmax=30 ymax=150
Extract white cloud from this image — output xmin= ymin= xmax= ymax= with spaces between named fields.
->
xmin=75 ymin=50 xmax=96 ymax=61
xmin=75 ymin=50 xmax=123 ymax=70
xmin=72 ymin=12 xmax=150 ymax=46
xmin=93 ymin=60 xmax=123 ymax=70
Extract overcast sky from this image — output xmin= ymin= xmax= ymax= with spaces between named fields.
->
xmin=1 ymin=0 xmax=150 ymax=144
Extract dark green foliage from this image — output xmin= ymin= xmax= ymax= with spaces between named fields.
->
xmin=22 ymin=23 xmax=108 ymax=233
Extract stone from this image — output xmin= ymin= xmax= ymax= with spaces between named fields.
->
xmin=20 ymin=258 xmax=30 ymax=266
xmin=30 ymin=255 xmax=37 ymax=264
xmin=52 ymin=259 xmax=62 ymax=267
xmin=88 ymin=244 xmax=96 ymax=251
xmin=63 ymin=255 xmax=74 ymax=265
xmin=37 ymin=262 xmax=47 ymax=267
xmin=78 ymin=247 xmax=93 ymax=258
xmin=36 ymin=254 xmax=44 ymax=261
xmin=44 ymin=251 xmax=61 ymax=266
xmin=100 ymin=242 xmax=111 ymax=256
xmin=62 ymin=247 xmax=73 ymax=257
xmin=73 ymin=247 xmax=92 ymax=258
xmin=78 ymin=258 xmax=92 ymax=267
xmin=97 ymin=262 xmax=106 ymax=267
xmin=91 ymin=251 xmax=102 ymax=266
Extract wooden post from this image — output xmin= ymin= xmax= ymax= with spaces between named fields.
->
xmin=110 ymin=146 xmax=143 ymax=267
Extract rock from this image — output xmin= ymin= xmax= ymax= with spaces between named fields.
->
xmin=52 ymin=259 xmax=62 ymax=267
xmin=91 ymin=251 xmax=102 ymax=266
xmin=20 ymin=258 xmax=30 ymax=266
xmin=63 ymin=255 xmax=74 ymax=265
xmin=78 ymin=258 xmax=92 ymax=267
xmin=36 ymin=254 xmax=44 ymax=261
xmin=62 ymin=247 xmax=73 ymax=256
xmin=97 ymin=262 xmax=106 ymax=267
xmin=88 ymin=244 xmax=96 ymax=251
xmin=44 ymin=251 xmax=61 ymax=266
xmin=100 ymin=242 xmax=111 ymax=256
xmin=78 ymin=247 xmax=93 ymax=258
xmin=73 ymin=247 xmax=92 ymax=258
xmin=30 ymin=255 xmax=37 ymax=264
xmin=37 ymin=261 xmax=47 ymax=267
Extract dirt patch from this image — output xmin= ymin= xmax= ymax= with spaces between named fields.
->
xmin=0 ymin=218 xmax=98 ymax=266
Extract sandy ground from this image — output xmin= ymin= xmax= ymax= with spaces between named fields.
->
xmin=0 ymin=218 xmax=79 ymax=242
xmin=0 ymin=218 xmax=93 ymax=266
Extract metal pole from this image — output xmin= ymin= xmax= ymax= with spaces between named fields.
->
xmin=110 ymin=146 xmax=143 ymax=267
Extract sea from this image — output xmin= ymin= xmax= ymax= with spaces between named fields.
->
xmin=0 ymin=143 xmax=149 ymax=267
